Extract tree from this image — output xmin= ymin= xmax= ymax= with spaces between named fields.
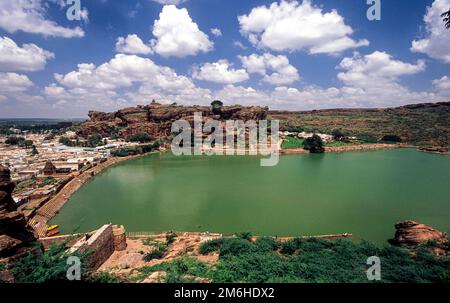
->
xmin=303 ymin=135 xmax=325 ymax=153
xmin=211 ymin=100 xmax=224 ymax=115
xmin=442 ymin=9 xmax=450 ymax=29
xmin=5 ymin=136 xmax=25 ymax=145
xmin=129 ymin=133 xmax=152 ymax=143
xmin=331 ymin=129 xmax=345 ymax=140
xmin=31 ymin=145 xmax=39 ymax=156
xmin=381 ymin=135 xmax=402 ymax=143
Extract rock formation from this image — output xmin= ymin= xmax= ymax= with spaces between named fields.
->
xmin=0 ymin=165 xmax=37 ymax=282
xmin=77 ymin=101 xmax=269 ymax=141
xmin=390 ymin=220 xmax=448 ymax=249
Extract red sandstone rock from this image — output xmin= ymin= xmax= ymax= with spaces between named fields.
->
xmin=390 ymin=220 xmax=448 ymax=249
xmin=77 ymin=102 xmax=269 ymax=140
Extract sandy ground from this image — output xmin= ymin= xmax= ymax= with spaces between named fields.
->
xmin=99 ymin=232 xmax=221 ymax=281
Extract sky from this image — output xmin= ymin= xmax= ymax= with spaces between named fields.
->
xmin=0 ymin=0 xmax=450 ymax=118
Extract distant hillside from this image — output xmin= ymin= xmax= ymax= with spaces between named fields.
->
xmin=269 ymin=102 xmax=450 ymax=146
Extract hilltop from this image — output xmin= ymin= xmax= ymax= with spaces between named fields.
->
xmin=270 ymin=102 xmax=450 ymax=146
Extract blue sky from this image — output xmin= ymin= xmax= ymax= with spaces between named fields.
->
xmin=0 ymin=0 xmax=449 ymax=118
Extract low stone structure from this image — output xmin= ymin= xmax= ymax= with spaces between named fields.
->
xmin=113 ymin=225 xmax=127 ymax=251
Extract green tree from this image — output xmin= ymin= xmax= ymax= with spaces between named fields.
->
xmin=211 ymin=100 xmax=224 ymax=115
xmin=129 ymin=133 xmax=152 ymax=143
xmin=381 ymin=135 xmax=402 ymax=143
xmin=303 ymin=135 xmax=325 ymax=153
xmin=5 ymin=136 xmax=25 ymax=145
xmin=331 ymin=129 xmax=345 ymax=140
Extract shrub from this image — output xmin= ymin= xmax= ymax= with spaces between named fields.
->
xmin=219 ymin=238 xmax=253 ymax=257
xmin=235 ymin=232 xmax=253 ymax=241
xmin=129 ymin=133 xmax=152 ymax=143
xmin=254 ymin=237 xmax=279 ymax=252
xmin=332 ymin=129 xmax=345 ymax=140
xmin=381 ymin=135 xmax=402 ymax=143
xmin=143 ymin=249 xmax=165 ymax=261
xmin=199 ymin=239 xmax=223 ymax=255
xmin=5 ymin=136 xmax=25 ymax=145
xmin=303 ymin=135 xmax=325 ymax=153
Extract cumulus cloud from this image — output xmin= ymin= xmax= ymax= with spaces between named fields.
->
xmin=151 ymin=5 xmax=213 ymax=57
xmin=47 ymin=54 xmax=212 ymax=109
xmin=433 ymin=76 xmax=450 ymax=96
xmin=211 ymin=28 xmax=223 ymax=37
xmin=238 ymin=0 xmax=369 ymax=54
xmin=0 ymin=72 xmax=33 ymax=93
xmin=0 ymin=36 xmax=54 ymax=72
xmin=115 ymin=34 xmax=153 ymax=55
xmin=239 ymin=53 xmax=299 ymax=85
xmin=193 ymin=60 xmax=249 ymax=84
xmin=337 ymin=51 xmax=426 ymax=88
xmin=0 ymin=0 xmax=84 ymax=38
xmin=411 ymin=0 xmax=450 ymax=63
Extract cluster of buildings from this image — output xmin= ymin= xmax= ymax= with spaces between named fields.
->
xmin=0 ymin=130 xmax=138 ymax=209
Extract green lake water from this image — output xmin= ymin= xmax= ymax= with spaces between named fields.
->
xmin=50 ymin=149 xmax=450 ymax=244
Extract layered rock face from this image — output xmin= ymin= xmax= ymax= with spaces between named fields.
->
xmin=77 ymin=102 xmax=269 ymax=140
xmin=0 ymin=165 xmax=37 ymax=282
xmin=390 ymin=220 xmax=448 ymax=249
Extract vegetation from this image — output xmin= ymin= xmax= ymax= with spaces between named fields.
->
xmin=59 ymin=135 xmax=105 ymax=148
xmin=111 ymin=141 xmax=161 ymax=157
xmin=303 ymin=135 xmax=325 ymax=153
xmin=211 ymin=100 xmax=224 ymax=115
xmin=332 ymin=129 xmax=346 ymax=140
xmin=143 ymin=232 xmax=177 ymax=262
xmin=192 ymin=237 xmax=450 ymax=283
xmin=381 ymin=135 xmax=402 ymax=143
xmin=270 ymin=102 xmax=450 ymax=146
xmin=12 ymin=243 xmax=88 ymax=283
xmin=281 ymin=136 xmax=304 ymax=149
xmin=129 ymin=133 xmax=152 ymax=143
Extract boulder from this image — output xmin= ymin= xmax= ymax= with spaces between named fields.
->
xmin=390 ymin=220 xmax=448 ymax=249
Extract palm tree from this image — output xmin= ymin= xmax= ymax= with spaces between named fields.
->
xmin=442 ymin=9 xmax=450 ymax=29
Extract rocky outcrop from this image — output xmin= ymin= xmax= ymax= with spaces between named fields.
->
xmin=390 ymin=220 xmax=448 ymax=249
xmin=77 ymin=101 xmax=269 ymax=141
xmin=0 ymin=165 xmax=37 ymax=282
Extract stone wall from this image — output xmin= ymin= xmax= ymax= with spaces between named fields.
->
xmin=113 ymin=225 xmax=127 ymax=251
xmin=68 ymin=224 xmax=115 ymax=270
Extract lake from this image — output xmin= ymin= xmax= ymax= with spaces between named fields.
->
xmin=50 ymin=149 xmax=450 ymax=244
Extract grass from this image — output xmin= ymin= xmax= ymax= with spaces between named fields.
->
xmin=325 ymin=141 xmax=360 ymax=147
xmin=281 ymin=136 xmax=304 ymax=149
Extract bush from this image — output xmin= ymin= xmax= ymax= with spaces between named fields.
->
xmin=332 ymin=129 xmax=345 ymax=140
xmin=143 ymin=249 xmax=165 ymax=261
xmin=235 ymin=232 xmax=253 ymax=241
xmin=219 ymin=238 xmax=253 ymax=257
xmin=12 ymin=242 xmax=88 ymax=283
xmin=130 ymin=133 xmax=152 ymax=143
xmin=381 ymin=135 xmax=402 ymax=143
xmin=199 ymin=239 xmax=223 ymax=255
xmin=254 ymin=237 xmax=279 ymax=252
xmin=303 ymin=135 xmax=325 ymax=153
xmin=5 ymin=136 xmax=25 ymax=145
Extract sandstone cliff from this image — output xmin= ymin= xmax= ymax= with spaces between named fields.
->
xmin=0 ymin=165 xmax=37 ymax=282
xmin=77 ymin=101 xmax=269 ymax=140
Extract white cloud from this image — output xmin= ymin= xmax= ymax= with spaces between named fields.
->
xmin=151 ymin=5 xmax=213 ymax=57
xmin=0 ymin=36 xmax=54 ymax=72
xmin=48 ymin=54 xmax=212 ymax=109
xmin=115 ymin=34 xmax=153 ymax=55
xmin=433 ymin=76 xmax=450 ymax=96
xmin=337 ymin=51 xmax=426 ymax=88
xmin=0 ymin=72 xmax=33 ymax=93
xmin=411 ymin=0 xmax=450 ymax=63
xmin=193 ymin=60 xmax=249 ymax=84
xmin=211 ymin=28 xmax=223 ymax=37
xmin=152 ymin=0 xmax=187 ymax=4
xmin=239 ymin=53 xmax=299 ymax=85
xmin=238 ymin=0 xmax=369 ymax=54
xmin=0 ymin=0 xmax=84 ymax=38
